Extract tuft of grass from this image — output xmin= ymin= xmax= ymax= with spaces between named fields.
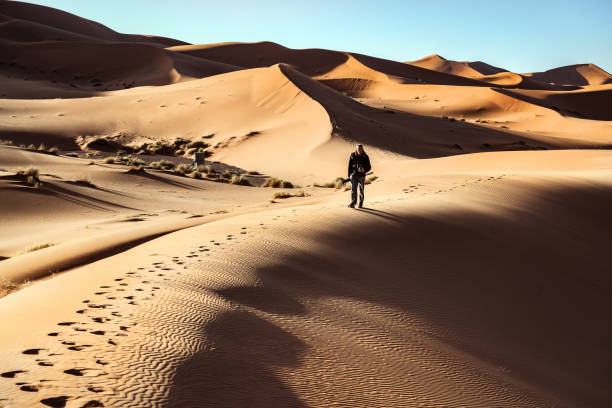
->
xmin=74 ymin=177 xmax=95 ymax=187
xmin=37 ymin=143 xmax=46 ymax=151
xmin=272 ymin=190 xmax=308 ymax=200
xmin=65 ymin=152 xmax=79 ymax=157
xmin=317 ymin=177 xmax=347 ymax=189
xmin=262 ymin=177 xmax=293 ymax=188
xmin=185 ymin=140 xmax=209 ymax=149
xmin=0 ymin=277 xmax=19 ymax=298
xmin=364 ymin=175 xmax=378 ymax=185
xmin=17 ymin=167 xmax=40 ymax=187
xmin=221 ymin=170 xmax=236 ymax=180
xmin=197 ymin=164 xmax=212 ymax=174
xmin=174 ymin=163 xmax=192 ymax=175
xmin=230 ymin=175 xmax=252 ymax=186
xmin=28 ymin=143 xmax=36 ymax=150
xmin=104 ymin=157 xmax=115 ymax=164
xmin=48 ymin=146 xmax=59 ymax=154
xmin=150 ymin=160 xmax=176 ymax=170
xmin=189 ymin=171 xmax=202 ymax=179
xmin=16 ymin=241 xmax=55 ymax=256
xmin=0 ymin=139 xmax=14 ymax=145
xmin=245 ymin=170 xmax=260 ymax=175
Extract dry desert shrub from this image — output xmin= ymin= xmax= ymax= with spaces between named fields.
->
xmin=48 ymin=146 xmax=59 ymax=154
xmin=37 ymin=143 xmax=46 ymax=151
xmin=16 ymin=241 xmax=55 ymax=256
xmin=272 ymin=190 xmax=307 ymax=199
xmin=230 ymin=175 xmax=252 ymax=186
xmin=104 ymin=157 xmax=115 ymax=164
xmin=185 ymin=140 xmax=209 ymax=149
xmin=317 ymin=177 xmax=347 ymax=189
xmin=150 ymin=160 xmax=176 ymax=170
xmin=0 ymin=278 xmax=18 ymax=298
xmin=365 ymin=175 xmax=378 ymax=184
xmin=174 ymin=163 xmax=192 ymax=175
xmin=262 ymin=177 xmax=293 ymax=188
xmin=196 ymin=164 xmax=212 ymax=174
xmin=17 ymin=167 xmax=40 ymax=187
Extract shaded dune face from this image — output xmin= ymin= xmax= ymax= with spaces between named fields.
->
xmin=164 ymin=179 xmax=612 ymax=408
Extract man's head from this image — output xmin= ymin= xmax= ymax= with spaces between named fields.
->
xmin=355 ymin=144 xmax=364 ymax=155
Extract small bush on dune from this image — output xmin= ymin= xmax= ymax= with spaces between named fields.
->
xmin=189 ymin=171 xmax=202 ymax=179
xmin=317 ymin=177 xmax=347 ymax=189
xmin=197 ymin=165 xmax=212 ymax=174
xmin=0 ymin=277 xmax=18 ymax=298
xmin=0 ymin=139 xmax=14 ymax=145
xmin=185 ymin=140 xmax=209 ymax=149
xmin=221 ymin=170 xmax=236 ymax=180
xmin=174 ymin=163 xmax=192 ymax=175
xmin=262 ymin=177 xmax=293 ymax=188
xmin=17 ymin=167 xmax=40 ymax=187
xmin=365 ymin=175 xmax=378 ymax=185
xmin=28 ymin=144 xmax=36 ymax=150
xmin=104 ymin=157 xmax=115 ymax=164
xmin=48 ymin=146 xmax=58 ymax=155
xmin=16 ymin=241 xmax=55 ymax=256
xmin=272 ymin=190 xmax=308 ymax=200
xmin=37 ymin=143 xmax=46 ymax=151
xmin=245 ymin=170 xmax=260 ymax=175
xmin=150 ymin=160 xmax=176 ymax=170
xmin=230 ymin=175 xmax=252 ymax=186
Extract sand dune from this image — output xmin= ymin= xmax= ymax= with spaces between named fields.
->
xmin=1 ymin=2 xmax=612 ymax=407
xmin=0 ymin=0 xmax=187 ymax=46
xmin=1 ymin=150 xmax=611 ymax=408
xmin=525 ymin=63 xmax=612 ymax=86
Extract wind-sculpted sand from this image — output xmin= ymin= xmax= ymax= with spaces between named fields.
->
xmin=1 ymin=1 xmax=611 ymax=407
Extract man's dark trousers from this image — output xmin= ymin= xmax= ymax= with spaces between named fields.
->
xmin=350 ymin=174 xmax=365 ymax=207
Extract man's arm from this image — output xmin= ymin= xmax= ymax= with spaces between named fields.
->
xmin=364 ymin=155 xmax=372 ymax=173
xmin=347 ymin=154 xmax=353 ymax=178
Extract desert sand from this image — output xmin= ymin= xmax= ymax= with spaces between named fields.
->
xmin=1 ymin=2 xmax=611 ymax=407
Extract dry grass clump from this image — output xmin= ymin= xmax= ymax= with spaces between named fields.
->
xmin=37 ymin=143 xmax=46 ymax=151
xmin=221 ymin=170 xmax=238 ymax=180
xmin=0 ymin=278 xmax=19 ymax=298
xmin=150 ymin=160 xmax=176 ymax=170
xmin=65 ymin=152 xmax=79 ymax=157
xmin=174 ymin=163 xmax=192 ymax=175
xmin=189 ymin=171 xmax=202 ymax=179
xmin=16 ymin=241 xmax=55 ymax=256
xmin=48 ymin=146 xmax=59 ymax=155
xmin=272 ymin=190 xmax=308 ymax=199
xmin=365 ymin=175 xmax=378 ymax=184
xmin=17 ymin=167 xmax=41 ymax=187
xmin=317 ymin=177 xmax=347 ymax=189
xmin=73 ymin=177 xmax=95 ymax=187
xmin=0 ymin=139 xmax=14 ymax=145
xmin=196 ymin=164 xmax=212 ymax=174
xmin=262 ymin=177 xmax=293 ymax=188
xmin=230 ymin=175 xmax=252 ymax=186
xmin=104 ymin=157 xmax=115 ymax=164
xmin=185 ymin=140 xmax=209 ymax=149
xmin=245 ymin=170 xmax=260 ymax=175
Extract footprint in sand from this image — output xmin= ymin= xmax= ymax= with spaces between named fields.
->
xmin=40 ymin=396 xmax=69 ymax=407
xmin=1 ymin=370 xmax=26 ymax=378
xmin=22 ymin=348 xmax=45 ymax=355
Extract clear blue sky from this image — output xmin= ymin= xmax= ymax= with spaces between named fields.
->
xmin=27 ymin=0 xmax=612 ymax=73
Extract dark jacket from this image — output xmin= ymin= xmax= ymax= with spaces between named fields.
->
xmin=348 ymin=151 xmax=371 ymax=178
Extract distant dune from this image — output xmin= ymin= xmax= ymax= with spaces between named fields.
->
xmin=0 ymin=2 xmax=611 ymax=408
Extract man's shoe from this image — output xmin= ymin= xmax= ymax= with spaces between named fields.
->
xmin=348 ymin=203 xmax=355 ymax=208
xmin=358 ymin=204 xmax=363 ymax=208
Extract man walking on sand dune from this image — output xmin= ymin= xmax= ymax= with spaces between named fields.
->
xmin=348 ymin=144 xmax=371 ymax=208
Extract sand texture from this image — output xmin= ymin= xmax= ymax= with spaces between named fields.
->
xmin=1 ymin=2 xmax=611 ymax=407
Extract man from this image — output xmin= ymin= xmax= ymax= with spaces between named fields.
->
xmin=347 ymin=144 xmax=371 ymax=208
